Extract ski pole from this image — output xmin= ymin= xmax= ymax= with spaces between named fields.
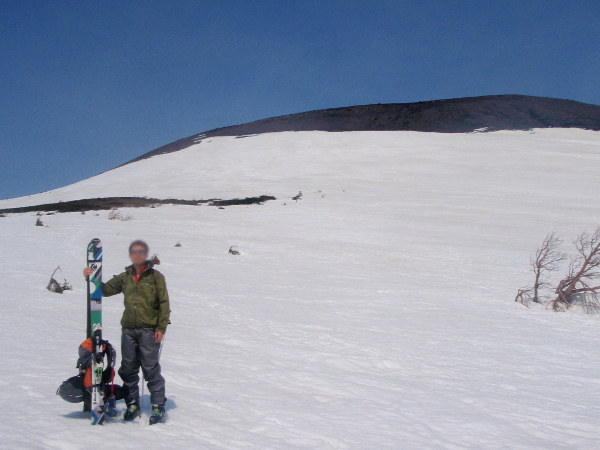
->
xmin=159 ymin=337 xmax=165 ymax=361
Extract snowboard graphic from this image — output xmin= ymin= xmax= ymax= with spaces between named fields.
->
xmin=86 ymin=238 xmax=104 ymax=425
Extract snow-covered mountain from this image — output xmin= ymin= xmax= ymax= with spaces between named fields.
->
xmin=1 ymin=97 xmax=600 ymax=448
xmin=127 ymin=94 xmax=600 ymax=165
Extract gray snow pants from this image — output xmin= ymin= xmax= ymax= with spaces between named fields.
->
xmin=119 ymin=328 xmax=166 ymax=406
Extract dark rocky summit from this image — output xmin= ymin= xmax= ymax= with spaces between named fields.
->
xmin=125 ymin=95 xmax=600 ymax=165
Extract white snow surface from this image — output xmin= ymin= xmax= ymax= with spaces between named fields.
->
xmin=1 ymin=129 xmax=600 ymax=449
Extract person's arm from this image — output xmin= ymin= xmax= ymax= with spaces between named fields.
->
xmin=101 ymin=273 xmax=124 ymax=297
xmin=155 ymin=273 xmax=171 ymax=336
xmin=84 ymin=268 xmax=124 ymax=297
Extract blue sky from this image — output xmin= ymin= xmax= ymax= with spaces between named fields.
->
xmin=1 ymin=0 xmax=599 ymax=199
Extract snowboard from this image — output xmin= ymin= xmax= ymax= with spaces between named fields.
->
xmin=86 ymin=238 xmax=104 ymax=425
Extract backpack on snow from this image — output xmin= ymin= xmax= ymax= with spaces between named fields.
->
xmin=56 ymin=338 xmax=125 ymax=410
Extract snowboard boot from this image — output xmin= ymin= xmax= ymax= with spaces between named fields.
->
xmin=103 ymin=395 xmax=118 ymax=418
xmin=123 ymin=403 xmax=140 ymax=422
xmin=149 ymin=404 xmax=166 ymax=425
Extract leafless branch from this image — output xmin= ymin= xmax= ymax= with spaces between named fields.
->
xmin=529 ymin=233 xmax=566 ymax=303
xmin=514 ymin=287 xmax=532 ymax=307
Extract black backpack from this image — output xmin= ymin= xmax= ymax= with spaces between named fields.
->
xmin=57 ymin=338 xmax=125 ymax=408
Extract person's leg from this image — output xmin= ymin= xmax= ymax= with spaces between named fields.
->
xmin=118 ymin=328 xmax=141 ymax=405
xmin=138 ymin=328 xmax=166 ymax=406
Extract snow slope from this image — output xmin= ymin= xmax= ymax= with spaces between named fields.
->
xmin=1 ymin=129 xmax=600 ymax=449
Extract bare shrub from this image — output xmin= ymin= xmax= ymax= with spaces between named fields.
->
xmin=551 ymin=227 xmax=600 ymax=312
xmin=517 ymin=227 xmax=600 ymax=313
xmin=46 ymin=266 xmax=72 ymax=294
xmin=292 ymin=191 xmax=303 ymax=201
xmin=228 ymin=246 xmax=240 ymax=255
xmin=108 ymin=209 xmax=131 ymax=221
xmin=35 ymin=217 xmax=44 ymax=226
xmin=515 ymin=233 xmax=565 ymax=306
xmin=174 ymin=242 xmax=182 ymax=247
xmin=151 ymin=254 xmax=161 ymax=265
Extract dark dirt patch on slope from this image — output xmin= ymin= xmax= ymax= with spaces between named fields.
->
xmin=0 ymin=196 xmax=276 ymax=214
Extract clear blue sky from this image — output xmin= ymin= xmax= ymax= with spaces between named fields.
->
xmin=1 ymin=0 xmax=599 ymax=199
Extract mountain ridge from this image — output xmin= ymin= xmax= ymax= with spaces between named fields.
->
xmin=124 ymin=94 xmax=600 ymax=165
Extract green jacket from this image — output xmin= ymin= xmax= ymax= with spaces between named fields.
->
xmin=102 ymin=262 xmax=171 ymax=334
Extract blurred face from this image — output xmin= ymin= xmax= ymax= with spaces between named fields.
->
xmin=129 ymin=245 xmax=148 ymax=265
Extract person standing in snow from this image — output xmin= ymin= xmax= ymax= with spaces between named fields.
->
xmin=83 ymin=239 xmax=170 ymax=424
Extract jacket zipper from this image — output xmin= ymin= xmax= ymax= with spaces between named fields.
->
xmin=134 ymin=275 xmax=139 ymax=328
xmin=129 ymin=265 xmax=149 ymax=329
